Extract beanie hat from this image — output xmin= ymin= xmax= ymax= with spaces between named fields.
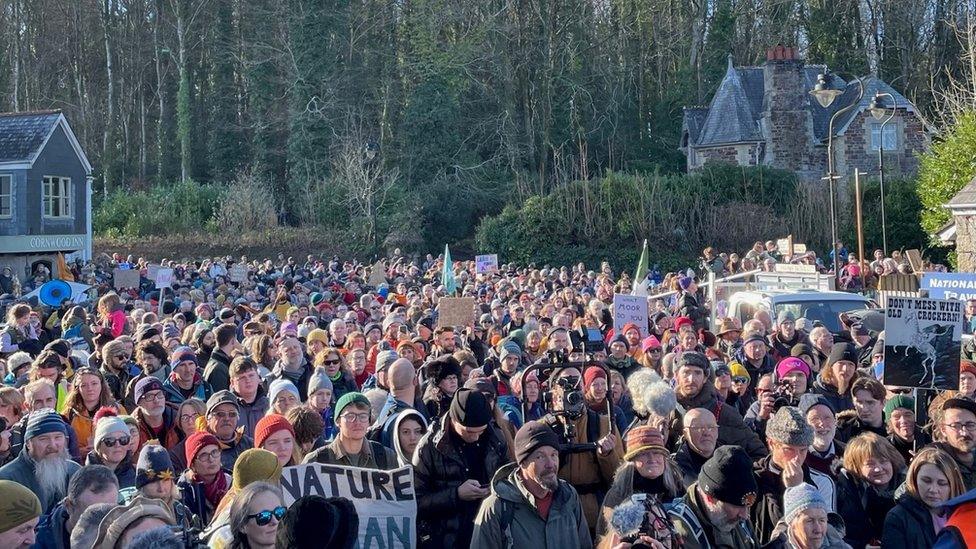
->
xmin=641 ymin=335 xmax=662 ymax=352
xmin=790 ymin=343 xmax=814 ymax=359
xmin=93 ymin=416 xmax=129 ymax=450
xmin=184 ymin=431 xmax=220 ymax=465
xmin=798 ymin=393 xmax=835 ymax=416
xmin=449 ymin=388 xmax=492 ymax=428
xmin=276 ymin=495 xmax=359 ymax=549
xmin=673 ymin=316 xmax=693 ymax=332
xmin=25 ymin=409 xmax=67 ymax=442
xmin=678 ymin=276 xmax=693 ymax=291
xmin=136 ymin=444 xmax=176 ymax=489
xmin=463 ymin=377 xmax=498 ymax=398
xmin=610 ymin=334 xmax=630 ymax=352
xmin=498 ymin=341 xmax=521 ymax=362
xmin=375 ymin=350 xmax=398 ymax=373
xmin=676 ymin=352 xmax=709 ymax=372
xmin=513 ymin=420 xmax=561 ymax=465
xmin=776 ymin=357 xmax=811 ymax=380
xmin=942 ymin=397 xmax=976 ymax=416
xmin=621 ymin=323 xmax=641 ymax=337
xmin=306 ymin=329 xmax=329 ymax=345
xmin=624 ymin=425 xmax=667 ymax=461
xmin=827 ymin=342 xmax=859 ymax=367
xmin=699 ymin=445 xmax=759 ymax=506
xmin=871 ymin=338 xmax=885 ymax=358
xmin=363 ymin=323 xmax=382 ymax=337
xmin=206 ymin=390 xmax=240 ymax=416
xmin=766 ymin=406 xmax=814 ymax=447
xmin=169 ymin=346 xmax=197 ymax=369
xmin=777 ymin=310 xmax=796 ymax=324
xmin=308 ymin=366 xmax=334 ymax=396
xmin=962 ymin=360 xmax=976 ymax=377
xmin=269 ymin=378 xmax=300 ymax=404
xmin=309 ymin=292 xmax=325 ymax=306
xmin=783 ymin=483 xmax=828 ymax=525
xmin=583 ymin=366 xmax=607 ymax=389
xmin=255 ymin=414 xmax=296 ymax=449
xmin=232 ymin=448 xmax=282 ymax=490
xmin=728 ymin=361 xmax=751 ymax=383
xmin=0 ymin=480 xmax=41 ymax=534
xmin=427 ymin=355 xmax=461 ymax=385
xmin=884 ymin=394 xmax=915 ymax=421
xmin=333 ymin=392 xmax=371 ymax=423
xmin=134 ymin=377 xmax=164 ymax=405
xmin=743 ymin=333 xmax=766 ymax=346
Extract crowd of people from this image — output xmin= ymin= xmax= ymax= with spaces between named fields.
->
xmin=0 ymin=247 xmax=972 ymax=549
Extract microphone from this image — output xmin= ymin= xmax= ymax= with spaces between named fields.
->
xmin=609 ymin=498 xmax=647 ymax=539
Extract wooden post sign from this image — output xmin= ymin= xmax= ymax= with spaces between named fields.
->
xmin=437 ymin=297 xmax=477 ymax=328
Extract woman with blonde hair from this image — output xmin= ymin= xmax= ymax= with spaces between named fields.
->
xmin=228 ymin=481 xmax=284 ymax=549
xmin=882 ymin=446 xmax=965 ymax=549
xmin=836 ymin=432 xmax=907 ymax=548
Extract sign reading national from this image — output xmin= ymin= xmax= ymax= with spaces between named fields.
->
xmin=883 ymin=297 xmax=961 ymax=390
xmin=921 ymin=272 xmax=976 ymax=301
xmin=280 ymin=463 xmax=416 ymax=549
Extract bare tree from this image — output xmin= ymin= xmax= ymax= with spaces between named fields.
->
xmin=332 ymin=134 xmax=399 ymax=247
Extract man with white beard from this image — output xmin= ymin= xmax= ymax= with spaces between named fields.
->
xmin=797 ymin=393 xmax=843 ymax=478
xmin=0 ymin=409 xmax=81 ymax=513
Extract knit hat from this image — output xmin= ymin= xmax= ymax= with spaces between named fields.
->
xmin=184 ymin=431 xmax=220 ymax=465
xmin=776 ymin=357 xmax=811 ymax=380
xmin=269 ymin=378 xmax=300 ymax=404
xmin=641 ymin=335 xmax=662 ymax=352
xmin=134 ymin=377 xmax=164 ymax=405
xmin=766 ymin=406 xmax=814 ymax=447
xmin=699 ymin=445 xmax=759 ymax=506
xmin=309 ymin=293 xmax=325 ymax=306
xmin=375 ymin=350 xmax=398 ymax=373
xmin=884 ymin=394 xmax=915 ymax=421
xmin=798 ymin=393 xmax=835 ymax=416
xmin=943 ymin=397 xmax=976 ymax=416
xmin=363 ymin=322 xmax=382 ymax=337
xmin=169 ymin=346 xmax=197 ymax=369
xmin=514 ymin=420 xmax=561 ymax=465
xmin=0 ymin=480 xmax=41 ymax=533
xmin=24 ymin=409 xmax=67 ymax=442
xmin=678 ymin=276 xmax=693 ymax=291
xmin=136 ymin=443 xmax=176 ymax=489
xmin=231 ymin=448 xmax=282 ymax=490
xmin=676 ymin=351 xmax=709 ymax=372
xmin=308 ymin=366 xmax=334 ymax=395
xmin=498 ymin=341 xmax=521 ymax=362
xmin=206 ymin=390 xmax=240 ymax=416
xmin=962 ymin=360 xmax=976 ymax=377
xmin=583 ymin=366 xmax=607 ymax=389
xmin=93 ymin=416 xmax=129 ymax=450
xmin=712 ymin=361 xmax=731 ymax=378
xmin=610 ymin=334 xmax=630 ymax=351
xmin=728 ymin=361 xmax=751 ymax=383
xmin=872 ymin=338 xmax=885 ymax=358
xmin=333 ymin=392 xmax=371 ymax=423
xmin=449 ymin=388 xmax=492 ymax=428
xmin=743 ymin=333 xmax=766 ymax=346
xmin=782 ymin=483 xmax=829 ymax=525
xmin=624 ymin=425 xmax=667 ymax=461
xmin=255 ymin=414 xmax=296 ymax=449
xmin=777 ymin=310 xmax=796 ymax=324
xmin=427 ymin=355 xmax=461 ymax=385
xmin=673 ymin=316 xmax=693 ymax=332
xmin=306 ymin=329 xmax=329 ymax=345
xmin=790 ymin=343 xmax=815 ymax=359
xmin=827 ymin=343 xmax=859 ymax=366
xmin=276 ymin=495 xmax=359 ymax=549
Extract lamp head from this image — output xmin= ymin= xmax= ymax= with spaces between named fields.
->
xmin=869 ymin=94 xmax=888 ymax=121
xmin=810 ymin=73 xmax=842 ymax=108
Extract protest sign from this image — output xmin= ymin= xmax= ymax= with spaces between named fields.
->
xmin=146 ymin=264 xmax=160 ymax=282
xmin=369 ymin=260 xmax=387 ymax=286
xmin=773 ymin=263 xmax=816 ymax=274
xmin=112 ymin=268 xmax=140 ymax=290
xmin=883 ymin=297 xmax=961 ymax=390
xmin=437 ymin=297 xmax=477 ymax=328
xmin=228 ymin=265 xmax=247 ymax=283
xmin=921 ymin=272 xmax=976 ymax=301
xmin=475 ymin=254 xmax=499 ymax=274
xmin=776 ymin=235 xmax=793 ymax=257
xmin=613 ymin=293 xmax=648 ymax=338
xmin=280 ymin=463 xmax=416 ymax=549
xmin=793 ymin=243 xmax=807 ymax=254
xmin=905 ymin=249 xmax=924 ymax=273
xmin=155 ymin=268 xmax=174 ymax=289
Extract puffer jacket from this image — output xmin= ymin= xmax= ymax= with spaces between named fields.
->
xmin=470 ymin=462 xmax=592 ymax=549
xmin=811 ymin=379 xmax=855 ymax=414
xmin=669 ymin=385 xmax=768 ymax=459
xmin=881 ymin=493 xmax=938 ymax=549
xmin=236 ymin=385 xmax=270 ymax=440
xmin=412 ymin=413 xmax=512 ymax=549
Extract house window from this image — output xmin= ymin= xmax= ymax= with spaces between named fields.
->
xmin=870 ymin=123 xmax=897 ymax=151
xmin=43 ymin=176 xmax=72 ymax=218
xmin=0 ymin=175 xmax=10 ymax=218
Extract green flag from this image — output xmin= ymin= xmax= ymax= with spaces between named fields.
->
xmin=632 ymin=239 xmax=649 ymax=296
xmin=442 ymin=244 xmax=457 ymax=295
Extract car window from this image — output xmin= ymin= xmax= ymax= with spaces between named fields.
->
xmin=774 ymin=300 xmax=869 ymax=333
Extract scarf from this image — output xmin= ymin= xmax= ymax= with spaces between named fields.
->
xmin=193 ymin=470 xmax=230 ymax=509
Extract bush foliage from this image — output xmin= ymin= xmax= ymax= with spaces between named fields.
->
xmin=918 ymin=111 xmax=976 ymax=233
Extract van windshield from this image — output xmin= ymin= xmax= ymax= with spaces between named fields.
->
xmin=774 ymin=300 xmax=869 ymax=334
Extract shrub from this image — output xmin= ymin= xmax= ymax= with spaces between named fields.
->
xmin=214 ymin=170 xmax=279 ymax=233
xmin=918 ymin=110 xmax=976 ymax=233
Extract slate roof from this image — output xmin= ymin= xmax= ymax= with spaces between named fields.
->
xmin=696 ymin=63 xmax=762 ymax=145
xmin=0 ymin=110 xmax=62 ymax=163
xmin=948 ymin=175 xmax=976 ymax=208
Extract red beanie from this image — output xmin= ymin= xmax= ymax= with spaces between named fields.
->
xmin=583 ymin=366 xmax=607 ymax=389
xmin=255 ymin=414 xmax=295 ymax=449
xmin=185 ymin=431 xmax=220 ymax=466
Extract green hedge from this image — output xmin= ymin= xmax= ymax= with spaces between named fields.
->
xmin=94 ymin=180 xmax=221 ymax=237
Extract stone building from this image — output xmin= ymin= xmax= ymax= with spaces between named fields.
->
xmin=680 ymin=46 xmax=930 ymax=182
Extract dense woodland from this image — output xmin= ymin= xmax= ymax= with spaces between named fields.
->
xmin=1 ymin=0 xmax=975 ymax=255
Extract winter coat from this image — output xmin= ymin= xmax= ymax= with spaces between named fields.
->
xmin=606 ymin=354 xmax=642 ymax=382
xmin=62 ymin=402 xmax=127 ymax=459
xmin=235 ymin=386 xmax=269 ymax=441
xmin=162 ymin=372 xmax=213 ymax=405
xmin=133 ymin=405 xmax=182 ymax=452
xmin=412 ymin=413 xmax=512 ymax=549
xmin=8 ymin=413 xmax=80 ymax=466
xmin=834 ymin=410 xmax=887 ymax=444
xmin=203 ymin=349 xmax=233 ymax=393
xmin=732 ymin=347 xmax=776 ymax=395
xmin=303 ymin=436 xmax=396 ymax=469
xmin=751 ymin=455 xmax=837 ymax=546
xmin=767 ymin=330 xmax=810 ymax=364
xmin=267 ymin=359 xmax=315 ymax=400
xmin=0 ymin=449 xmax=81 ymax=514
xmin=85 ymin=449 xmax=137 ymax=489
xmin=669 ymin=385 xmax=768 ymax=459
xmin=33 ymin=500 xmax=70 ymax=549
xmin=881 ymin=493 xmax=939 ymax=549
xmin=811 ymin=379 xmax=855 ymax=414
xmin=678 ymin=291 xmax=708 ymax=332
xmin=470 ymin=462 xmax=592 ymax=549
xmin=669 ymin=483 xmax=760 ymax=549
xmin=177 ymin=469 xmax=232 ymax=527
xmin=675 ymin=440 xmax=710 ymax=488
xmin=835 ymin=468 xmax=902 ymax=549
xmin=932 ymin=442 xmax=976 ymax=491
xmin=594 ymin=461 xmax=683 ymax=539
xmin=497 ymin=395 xmax=543 ymax=430
xmin=422 ymin=385 xmax=452 ymax=420
xmin=558 ymin=408 xmax=624 ymax=532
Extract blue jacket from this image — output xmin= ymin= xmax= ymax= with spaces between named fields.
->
xmin=33 ymin=501 xmax=70 ymax=549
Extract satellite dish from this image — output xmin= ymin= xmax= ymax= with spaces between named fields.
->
xmin=39 ymin=280 xmax=72 ymax=307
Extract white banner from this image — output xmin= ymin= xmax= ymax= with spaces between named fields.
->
xmin=475 ymin=254 xmax=499 ymax=274
xmin=883 ymin=297 xmax=962 ymax=390
xmin=280 ymin=463 xmax=417 ymax=549
xmin=613 ymin=293 xmax=647 ymax=338
xmin=155 ymin=268 xmax=174 ymax=289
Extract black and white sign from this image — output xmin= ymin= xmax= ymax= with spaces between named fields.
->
xmin=883 ymin=297 xmax=962 ymax=390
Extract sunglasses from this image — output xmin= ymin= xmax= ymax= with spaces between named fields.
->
xmin=247 ymin=506 xmax=287 ymax=526
xmin=323 ymin=359 xmax=341 ymax=366
xmin=101 ymin=435 xmax=131 ymax=448
xmin=732 ymin=376 xmax=749 ymax=384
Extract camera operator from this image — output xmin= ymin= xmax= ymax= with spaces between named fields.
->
xmin=545 ymin=364 xmax=623 ymax=537
xmin=744 ymin=358 xmax=810 ymax=439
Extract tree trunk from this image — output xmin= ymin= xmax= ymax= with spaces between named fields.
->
xmin=102 ymin=0 xmax=117 ymax=193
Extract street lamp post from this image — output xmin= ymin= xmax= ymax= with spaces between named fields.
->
xmin=869 ymin=92 xmax=896 ymax=257
xmin=809 ymin=71 xmax=864 ymax=288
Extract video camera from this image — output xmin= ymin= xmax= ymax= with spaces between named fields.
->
xmin=609 ymin=493 xmax=677 ymax=549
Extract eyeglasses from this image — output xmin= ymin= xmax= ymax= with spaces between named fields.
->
xmin=101 ymin=435 xmax=131 ymax=448
xmin=685 ymin=426 xmax=718 ymax=435
xmin=140 ymin=391 xmax=165 ymax=403
xmin=648 ymin=349 xmax=662 ymax=354
xmin=247 ymin=506 xmax=287 ymax=526
xmin=944 ymin=421 xmax=976 ymax=433
xmin=195 ymin=448 xmax=221 ymax=462
xmin=732 ymin=376 xmax=749 ymax=384
xmin=340 ymin=412 xmax=370 ymax=423
xmin=180 ymin=413 xmax=200 ymax=423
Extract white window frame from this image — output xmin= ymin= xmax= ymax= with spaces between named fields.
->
xmin=42 ymin=175 xmax=72 ymax=219
xmin=0 ymin=174 xmax=11 ymax=219
xmin=870 ymin=123 xmax=898 ymax=152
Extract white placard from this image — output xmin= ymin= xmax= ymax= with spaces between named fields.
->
xmin=883 ymin=297 xmax=962 ymax=390
xmin=613 ymin=293 xmax=648 ymax=338
xmin=155 ymin=268 xmax=174 ymax=289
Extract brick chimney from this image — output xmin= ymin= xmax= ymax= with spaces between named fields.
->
xmin=761 ymin=44 xmax=817 ymax=178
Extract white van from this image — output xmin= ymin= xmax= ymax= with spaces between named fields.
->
xmin=726 ymin=289 xmax=874 ymax=335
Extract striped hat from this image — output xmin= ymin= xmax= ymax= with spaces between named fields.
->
xmin=624 ymin=425 xmax=668 ymax=461
xmin=25 ymin=409 xmax=67 ymax=442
